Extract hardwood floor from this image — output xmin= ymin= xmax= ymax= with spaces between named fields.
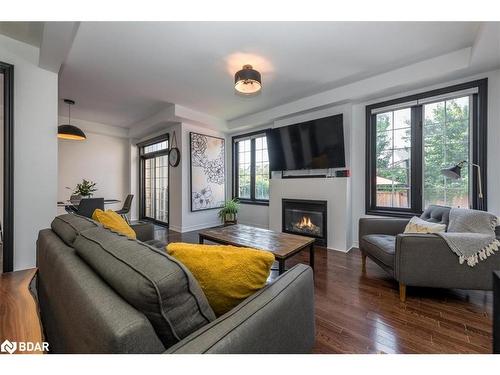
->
xmin=153 ymin=225 xmax=493 ymax=354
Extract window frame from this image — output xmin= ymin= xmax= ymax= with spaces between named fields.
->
xmin=232 ymin=129 xmax=271 ymax=206
xmin=365 ymin=79 xmax=487 ymax=217
xmin=137 ymin=133 xmax=170 ymax=226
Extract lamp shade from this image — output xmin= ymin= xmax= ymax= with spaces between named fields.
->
xmin=441 ymin=164 xmax=462 ymax=179
xmin=58 ymin=98 xmax=86 ymax=141
xmin=57 ymin=124 xmax=87 ymax=140
xmin=234 ymin=64 xmax=262 ymax=95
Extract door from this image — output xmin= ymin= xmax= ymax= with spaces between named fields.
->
xmin=139 ymin=135 xmax=169 ymax=225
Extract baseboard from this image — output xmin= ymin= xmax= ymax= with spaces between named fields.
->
xmin=325 ymin=246 xmax=349 ymax=253
xmin=169 ymin=225 xmax=182 ymax=233
xmin=180 ymin=222 xmax=221 ymax=233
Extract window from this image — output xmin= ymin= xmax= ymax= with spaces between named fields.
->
xmin=233 ymin=131 xmax=270 ymax=204
xmin=138 ymin=134 xmax=169 ymax=225
xmin=423 ymin=97 xmax=471 ymax=209
xmin=366 ymin=79 xmax=487 ymax=217
xmin=375 ymin=108 xmax=412 ymax=208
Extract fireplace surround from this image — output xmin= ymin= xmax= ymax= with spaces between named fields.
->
xmin=282 ymin=199 xmax=327 ymax=246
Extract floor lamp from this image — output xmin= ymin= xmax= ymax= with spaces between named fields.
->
xmin=441 ymin=160 xmax=483 ymax=199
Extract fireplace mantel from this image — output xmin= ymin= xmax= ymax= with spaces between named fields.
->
xmin=269 ymin=177 xmax=351 ymax=252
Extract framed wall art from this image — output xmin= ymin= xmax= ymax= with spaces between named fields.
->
xmin=190 ymin=132 xmax=226 ymax=212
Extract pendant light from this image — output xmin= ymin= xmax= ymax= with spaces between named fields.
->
xmin=234 ymin=64 xmax=262 ymax=95
xmin=58 ymin=99 xmax=86 ymax=141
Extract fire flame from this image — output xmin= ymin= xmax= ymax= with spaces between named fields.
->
xmin=296 ymin=216 xmax=315 ymax=230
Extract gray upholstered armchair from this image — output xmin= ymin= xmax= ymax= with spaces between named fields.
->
xmin=359 ymin=205 xmax=500 ymax=302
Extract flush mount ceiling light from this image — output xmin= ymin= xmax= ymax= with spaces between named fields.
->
xmin=234 ymin=64 xmax=262 ymax=95
xmin=58 ymin=99 xmax=86 ymax=141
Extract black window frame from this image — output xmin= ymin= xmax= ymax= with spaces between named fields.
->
xmin=137 ymin=133 xmax=170 ymax=226
xmin=232 ymin=129 xmax=271 ymax=206
xmin=366 ymin=78 xmax=487 ymax=218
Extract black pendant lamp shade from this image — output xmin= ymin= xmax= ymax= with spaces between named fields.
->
xmin=58 ymin=99 xmax=86 ymax=141
xmin=234 ymin=64 xmax=262 ymax=95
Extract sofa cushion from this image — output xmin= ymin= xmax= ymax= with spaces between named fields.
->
xmin=51 ymin=214 xmax=100 ymax=246
xmin=361 ymin=234 xmax=396 ymax=267
xmin=420 ymin=205 xmax=450 ymax=225
xmin=73 ymin=226 xmax=216 ymax=348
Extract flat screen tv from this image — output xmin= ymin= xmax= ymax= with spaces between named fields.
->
xmin=267 ymin=114 xmax=345 ymax=171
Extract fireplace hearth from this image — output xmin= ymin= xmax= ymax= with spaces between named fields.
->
xmin=282 ymin=199 xmax=327 ymax=246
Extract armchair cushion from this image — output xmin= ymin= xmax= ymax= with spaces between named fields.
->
xmin=360 ymin=234 xmax=395 ymax=267
xmin=420 ymin=205 xmax=450 ymax=225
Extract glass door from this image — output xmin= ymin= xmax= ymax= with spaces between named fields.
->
xmin=139 ymin=135 xmax=169 ymax=225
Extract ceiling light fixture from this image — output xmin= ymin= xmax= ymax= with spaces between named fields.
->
xmin=234 ymin=64 xmax=262 ymax=95
xmin=58 ymin=99 xmax=86 ymax=141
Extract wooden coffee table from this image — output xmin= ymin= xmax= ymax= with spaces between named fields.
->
xmin=198 ymin=224 xmax=315 ymax=275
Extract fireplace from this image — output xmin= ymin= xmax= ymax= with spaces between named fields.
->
xmin=282 ymin=199 xmax=327 ymax=246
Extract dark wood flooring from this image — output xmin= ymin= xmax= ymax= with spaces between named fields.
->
xmin=154 ymin=225 xmax=493 ymax=354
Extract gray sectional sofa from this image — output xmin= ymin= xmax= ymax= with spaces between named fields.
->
xmin=36 ymin=214 xmax=315 ymax=354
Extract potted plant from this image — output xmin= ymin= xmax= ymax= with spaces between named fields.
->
xmin=218 ymin=198 xmax=240 ymax=226
xmin=72 ymin=179 xmax=98 ymax=200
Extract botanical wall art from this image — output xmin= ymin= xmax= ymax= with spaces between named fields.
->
xmin=190 ymin=132 xmax=226 ymax=211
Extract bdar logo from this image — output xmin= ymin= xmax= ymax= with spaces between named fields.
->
xmin=1 ymin=340 xmax=17 ymax=354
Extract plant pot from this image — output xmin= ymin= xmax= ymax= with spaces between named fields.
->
xmin=224 ymin=213 xmax=237 ymax=226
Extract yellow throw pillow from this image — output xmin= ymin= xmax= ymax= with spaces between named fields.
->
xmin=92 ymin=209 xmax=137 ymax=239
xmin=166 ymin=242 xmax=275 ymax=316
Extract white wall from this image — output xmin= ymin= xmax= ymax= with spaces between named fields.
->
xmin=58 ymin=123 xmax=130 ymax=215
xmin=0 ymin=35 xmax=58 ymax=270
xmin=237 ymin=204 xmax=269 ymax=228
xmin=350 ymin=69 xmax=500 ymax=247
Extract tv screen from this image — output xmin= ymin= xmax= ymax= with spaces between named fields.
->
xmin=267 ymin=114 xmax=345 ymax=171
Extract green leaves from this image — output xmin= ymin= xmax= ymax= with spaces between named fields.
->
xmin=218 ymin=198 xmax=240 ymax=221
xmin=74 ymin=179 xmax=98 ymax=197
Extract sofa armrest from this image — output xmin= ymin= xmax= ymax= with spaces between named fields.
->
xmin=164 ymin=264 xmax=315 ymax=354
xmin=359 ymin=217 xmax=410 ymax=242
xmin=395 ymin=233 xmax=500 ymax=290
xmin=131 ymin=222 xmax=154 ymax=242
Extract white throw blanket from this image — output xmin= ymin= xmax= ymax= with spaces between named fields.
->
xmin=436 ymin=208 xmax=500 ymax=267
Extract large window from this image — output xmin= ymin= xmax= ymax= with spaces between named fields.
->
xmin=138 ymin=134 xmax=169 ymax=225
xmin=233 ymin=131 xmax=270 ymax=204
xmin=366 ymin=79 xmax=487 ymax=217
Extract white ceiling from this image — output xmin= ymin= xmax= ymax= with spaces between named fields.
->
xmin=0 ymin=22 xmax=43 ymax=47
xmin=59 ymin=22 xmax=483 ymax=128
